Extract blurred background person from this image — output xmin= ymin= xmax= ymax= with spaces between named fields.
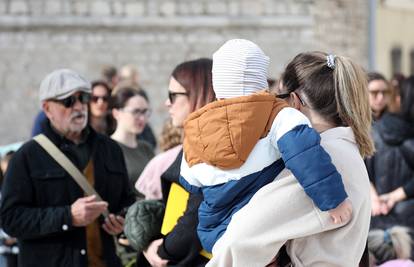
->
xmin=119 ymin=64 xmax=140 ymax=87
xmin=101 ymin=65 xmax=119 ymax=90
xmin=138 ymin=58 xmax=215 ymax=267
xmin=368 ymin=226 xmax=413 ymax=266
xmin=111 ymin=86 xmax=154 ymax=195
xmin=366 ymin=75 xmax=414 ymax=259
xmin=368 ymin=72 xmax=392 ymax=121
xmin=88 ymin=80 xmax=113 ymax=136
xmin=0 ymin=151 xmax=18 ymax=267
xmin=135 ymin=119 xmax=183 ymax=200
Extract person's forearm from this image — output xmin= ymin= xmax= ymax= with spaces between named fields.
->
xmin=389 ymin=187 xmax=407 ymax=202
xmin=370 ymin=183 xmax=379 ymax=201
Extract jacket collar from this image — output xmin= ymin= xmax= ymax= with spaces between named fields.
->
xmin=41 ymin=118 xmax=94 ymax=147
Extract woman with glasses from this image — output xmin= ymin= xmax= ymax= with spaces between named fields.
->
xmin=137 ymin=58 xmax=215 ymax=267
xmin=111 ymin=86 xmax=154 ymax=193
xmin=367 ymin=72 xmax=392 ymax=121
xmin=366 ymin=76 xmax=414 ymax=259
xmin=88 ymin=80 xmax=113 ymax=135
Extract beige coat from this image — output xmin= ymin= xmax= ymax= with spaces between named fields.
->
xmin=207 ymin=127 xmax=371 ymax=267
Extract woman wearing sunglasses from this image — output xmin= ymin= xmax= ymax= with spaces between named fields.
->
xmin=137 ymin=58 xmax=215 ymax=267
xmin=110 ymin=86 xmax=154 ymax=194
xmin=88 ymin=80 xmax=113 ymax=135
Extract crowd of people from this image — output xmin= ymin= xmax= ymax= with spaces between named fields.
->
xmin=0 ymin=39 xmax=413 ymax=267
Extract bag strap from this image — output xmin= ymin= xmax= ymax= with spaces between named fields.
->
xmin=33 ymin=134 xmax=108 ymax=217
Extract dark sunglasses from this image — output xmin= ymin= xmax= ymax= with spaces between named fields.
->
xmin=52 ymin=92 xmax=91 ymax=108
xmin=276 ymin=93 xmax=291 ymax=99
xmin=91 ymin=95 xmax=109 ymax=103
xmin=168 ymin=91 xmax=188 ymax=104
xmin=277 ymin=91 xmax=306 ymax=106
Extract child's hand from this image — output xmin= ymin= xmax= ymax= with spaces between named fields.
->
xmin=328 ymin=198 xmax=353 ymax=224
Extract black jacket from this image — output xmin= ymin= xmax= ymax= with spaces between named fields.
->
xmin=366 ymin=112 xmax=414 ymax=230
xmin=366 ymin=113 xmax=414 ymax=197
xmin=137 ymin=150 xmax=207 ymax=267
xmin=0 ymin=120 xmax=136 ymax=267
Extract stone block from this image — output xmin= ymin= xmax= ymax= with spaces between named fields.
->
xmin=91 ymin=1 xmax=111 ymax=16
xmin=29 ymin=0 xmax=45 ymax=15
xmin=44 ymin=0 xmax=61 ymax=15
xmin=9 ymin=0 xmax=28 ymax=15
xmin=74 ymin=1 xmax=89 ymax=15
xmin=112 ymin=1 xmax=124 ymax=16
xmin=160 ymin=1 xmax=175 ymax=16
xmin=177 ymin=1 xmax=191 ymax=15
xmin=228 ymin=1 xmax=240 ymax=16
xmin=125 ymin=2 xmax=145 ymax=16
xmin=241 ymin=1 xmax=262 ymax=16
xmin=0 ymin=1 xmax=7 ymax=14
xmin=189 ymin=2 xmax=204 ymax=15
xmin=206 ymin=1 xmax=227 ymax=15
xmin=146 ymin=0 xmax=158 ymax=16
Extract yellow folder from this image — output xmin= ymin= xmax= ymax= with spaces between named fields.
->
xmin=160 ymin=182 xmax=212 ymax=259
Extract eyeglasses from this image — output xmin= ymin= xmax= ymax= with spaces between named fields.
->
xmin=369 ymin=90 xmax=391 ymax=98
xmin=168 ymin=91 xmax=188 ymax=104
xmin=277 ymin=91 xmax=306 ymax=106
xmin=91 ymin=95 xmax=109 ymax=103
xmin=51 ymin=92 xmax=91 ymax=108
xmin=276 ymin=93 xmax=291 ymax=99
xmin=122 ymin=108 xmax=151 ymax=118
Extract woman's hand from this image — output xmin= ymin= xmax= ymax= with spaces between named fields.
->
xmin=371 ymin=197 xmax=388 ymax=216
xmin=370 ymin=182 xmax=388 ymax=216
xmin=328 ymin=198 xmax=353 ymax=224
xmin=379 ymin=187 xmax=407 ymax=214
xmin=143 ymin=238 xmax=169 ymax=267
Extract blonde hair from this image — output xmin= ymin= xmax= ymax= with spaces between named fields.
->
xmin=368 ymin=226 xmax=412 ymax=264
xmin=159 ymin=120 xmax=183 ymax=151
xmin=281 ymin=51 xmax=375 ymax=157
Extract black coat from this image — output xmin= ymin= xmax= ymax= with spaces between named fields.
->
xmin=137 ymin=150 xmax=207 ymax=267
xmin=366 ymin=112 xmax=414 ymax=228
xmin=0 ymin=121 xmax=136 ymax=267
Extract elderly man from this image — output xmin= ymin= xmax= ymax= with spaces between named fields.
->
xmin=0 ymin=69 xmax=135 ymax=267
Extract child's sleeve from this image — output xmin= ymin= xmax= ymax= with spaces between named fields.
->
xmin=270 ymin=107 xmax=347 ymax=211
xmin=179 ymin=153 xmax=203 ymax=194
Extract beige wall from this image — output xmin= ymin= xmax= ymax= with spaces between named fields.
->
xmin=376 ymin=0 xmax=414 ymax=77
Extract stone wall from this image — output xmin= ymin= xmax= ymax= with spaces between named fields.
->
xmin=0 ymin=0 xmax=368 ymax=145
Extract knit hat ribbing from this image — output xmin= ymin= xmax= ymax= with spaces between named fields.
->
xmin=212 ymin=39 xmax=269 ymax=99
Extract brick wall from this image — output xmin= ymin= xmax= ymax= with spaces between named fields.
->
xmin=0 ymin=0 xmax=368 ymax=145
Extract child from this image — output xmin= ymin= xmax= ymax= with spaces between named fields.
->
xmin=179 ymin=39 xmax=352 ymax=252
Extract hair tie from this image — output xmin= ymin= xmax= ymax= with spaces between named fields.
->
xmin=383 ymin=229 xmax=392 ymax=244
xmin=326 ymin=54 xmax=336 ymax=70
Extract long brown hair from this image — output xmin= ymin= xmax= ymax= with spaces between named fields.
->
xmin=171 ymin=58 xmax=215 ymax=112
xmin=281 ymin=51 xmax=375 ymax=157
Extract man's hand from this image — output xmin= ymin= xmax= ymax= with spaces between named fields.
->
xmin=328 ymin=198 xmax=353 ymax=224
xmin=71 ymin=195 xmax=108 ymax=227
xmin=143 ymin=239 xmax=168 ymax=267
xmin=102 ymin=214 xmax=124 ymax=235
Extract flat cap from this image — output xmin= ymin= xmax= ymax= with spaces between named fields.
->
xmin=39 ymin=69 xmax=91 ymax=102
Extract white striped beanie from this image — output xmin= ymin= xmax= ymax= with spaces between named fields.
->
xmin=212 ymin=39 xmax=270 ymax=99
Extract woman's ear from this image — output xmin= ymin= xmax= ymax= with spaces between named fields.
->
xmin=291 ymin=93 xmax=302 ymax=110
xmin=112 ymin=108 xmax=120 ymax=120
